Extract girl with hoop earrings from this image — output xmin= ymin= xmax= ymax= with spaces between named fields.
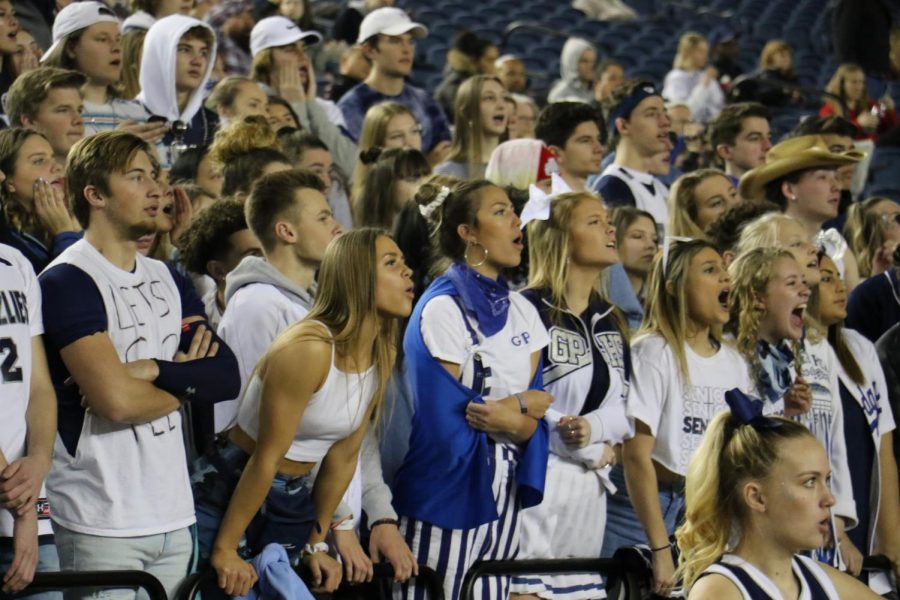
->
xmin=389 ymin=179 xmax=552 ymax=600
xmin=602 ymin=239 xmax=753 ymax=598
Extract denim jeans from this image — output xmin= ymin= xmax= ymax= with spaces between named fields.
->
xmin=191 ymin=440 xmax=316 ymax=567
xmin=600 ymin=464 xmax=685 ymax=558
xmin=0 ymin=536 xmax=61 ymax=600
xmin=53 ymin=526 xmax=191 ymax=600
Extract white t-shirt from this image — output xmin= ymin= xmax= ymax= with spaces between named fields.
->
xmin=0 ymin=245 xmax=52 ymax=537
xmin=627 ymin=334 xmax=752 ymax=475
xmin=764 ymin=338 xmax=856 ymax=526
xmin=420 ymin=293 xmax=550 ymax=403
xmin=44 ymin=240 xmax=195 ymax=537
xmin=839 ymin=329 xmax=896 ymax=441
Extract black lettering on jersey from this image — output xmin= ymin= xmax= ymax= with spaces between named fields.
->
xmin=682 ymin=415 xmax=708 ymax=435
xmin=0 ymin=290 xmax=29 ymax=325
xmin=0 ymin=337 xmax=23 ymax=382
xmin=149 ymin=280 xmax=172 ymax=318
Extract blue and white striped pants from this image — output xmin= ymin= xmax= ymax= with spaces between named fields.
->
xmin=395 ymin=442 xmax=521 ymax=600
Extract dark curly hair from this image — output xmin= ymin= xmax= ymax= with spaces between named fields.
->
xmin=176 ymin=198 xmax=250 ymax=276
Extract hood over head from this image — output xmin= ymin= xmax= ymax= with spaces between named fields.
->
xmin=559 ymin=37 xmax=595 ymax=82
xmin=137 ymin=14 xmax=217 ymax=124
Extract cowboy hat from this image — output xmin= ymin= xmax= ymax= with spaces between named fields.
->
xmin=738 ymin=134 xmax=865 ymax=201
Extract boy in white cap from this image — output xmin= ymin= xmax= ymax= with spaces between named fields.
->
xmin=248 ymin=15 xmax=360 ymax=190
xmin=248 ymin=15 xmax=348 ymax=127
xmin=39 ymin=1 xmax=168 ymax=143
xmin=337 ymin=7 xmax=451 ymax=165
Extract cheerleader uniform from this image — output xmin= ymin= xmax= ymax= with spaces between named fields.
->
xmin=510 ymin=289 xmax=632 ymax=599
xmin=697 ymin=554 xmax=840 ymax=600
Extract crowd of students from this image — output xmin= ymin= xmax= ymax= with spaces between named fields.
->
xmin=0 ymin=1 xmax=899 ymax=600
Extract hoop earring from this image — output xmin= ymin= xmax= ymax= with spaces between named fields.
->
xmin=464 ymin=240 xmax=488 ymax=267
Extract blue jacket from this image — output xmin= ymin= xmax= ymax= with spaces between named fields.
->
xmin=391 ymin=275 xmax=549 ymax=530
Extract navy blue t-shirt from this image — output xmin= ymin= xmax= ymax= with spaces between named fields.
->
xmin=592 ymin=175 xmax=637 ymax=208
xmin=846 ymin=268 xmax=900 ymax=343
xmin=839 ymin=381 xmax=875 ymax=558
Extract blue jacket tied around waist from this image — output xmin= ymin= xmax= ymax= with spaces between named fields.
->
xmin=391 ymin=275 xmax=550 ymax=530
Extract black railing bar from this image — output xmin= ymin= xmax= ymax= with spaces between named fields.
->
xmin=173 ymin=562 xmax=445 ymax=600
xmin=16 ymin=570 xmax=167 ymax=600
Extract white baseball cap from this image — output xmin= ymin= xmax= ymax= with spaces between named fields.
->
xmin=250 ymin=16 xmax=323 ymax=58
xmin=41 ymin=1 xmax=120 ymax=63
xmin=357 ymin=7 xmax=428 ymax=44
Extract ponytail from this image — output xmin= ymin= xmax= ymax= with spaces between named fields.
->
xmin=676 ymin=411 xmax=813 ymax=588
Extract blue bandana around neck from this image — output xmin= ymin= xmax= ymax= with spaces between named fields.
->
xmin=444 ymin=262 xmax=510 ymax=337
xmin=756 ymin=340 xmax=796 ymax=404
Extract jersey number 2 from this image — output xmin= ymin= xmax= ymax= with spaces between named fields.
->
xmin=0 ymin=338 xmax=23 ymax=383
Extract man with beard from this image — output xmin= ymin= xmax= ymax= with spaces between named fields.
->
xmin=592 ymin=81 xmax=672 ymax=231
xmin=38 ymin=131 xmax=239 ymax=597
xmin=204 ymin=0 xmax=254 ymax=77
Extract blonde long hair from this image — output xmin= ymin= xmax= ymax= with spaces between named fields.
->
xmin=638 ymin=239 xmax=721 ymax=383
xmin=673 ymin=32 xmax=707 ymax=70
xmin=759 ymin=39 xmax=794 ymax=75
xmin=823 ymin=63 xmax=870 ymax=117
xmin=733 ymin=212 xmax=797 ymax=257
xmin=255 ymin=228 xmax=400 ymax=422
xmin=843 ymin=197 xmax=894 ymax=278
xmin=726 ymin=247 xmax=803 ymax=391
xmin=526 ymin=192 xmax=627 ymax=332
xmin=668 ymin=169 xmax=730 ymax=240
xmin=676 ymin=411 xmax=815 ymax=589
xmin=446 ymin=75 xmax=505 ymax=177
xmin=352 ymin=102 xmax=416 ymax=199
xmin=120 ymin=29 xmax=146 ymax=100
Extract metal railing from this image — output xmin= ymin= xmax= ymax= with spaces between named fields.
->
xmin=173 ymin=563 xmax=445 ymax=600
xmin=457 ymin=554 xmax=894 ymax=600
xmin=459 ymin=557 xmax=628 ymax=600
xmin=12 ymin=571 xmax=167 ymax=600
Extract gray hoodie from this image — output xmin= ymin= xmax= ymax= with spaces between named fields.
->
xmin=547 ymin=38 xmax=596 ymax=104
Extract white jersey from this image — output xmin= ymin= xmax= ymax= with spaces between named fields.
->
xmin=44 ymin=240 xmax=195 ymax=537
xmin=598 ymin=163 xmax=669 ymax=231
xmin=837 ymin=329 xmax=896 ymax=595
xmin=0 ymin=245 xmax=52 ymax=537
xmin=765 ymin=337 xmax=856 ymax=528
xmin=700 ymin=554 xmax=840 ymax=599
xmin=626 ymin=334 xmax=753 ymax=475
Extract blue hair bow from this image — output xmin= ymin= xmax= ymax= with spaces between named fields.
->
xmin=724 ymin=388 xmax=782 ymax=430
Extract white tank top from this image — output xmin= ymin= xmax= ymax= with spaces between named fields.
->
xmin=236 ymin=323 xmax=377 ymax=462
